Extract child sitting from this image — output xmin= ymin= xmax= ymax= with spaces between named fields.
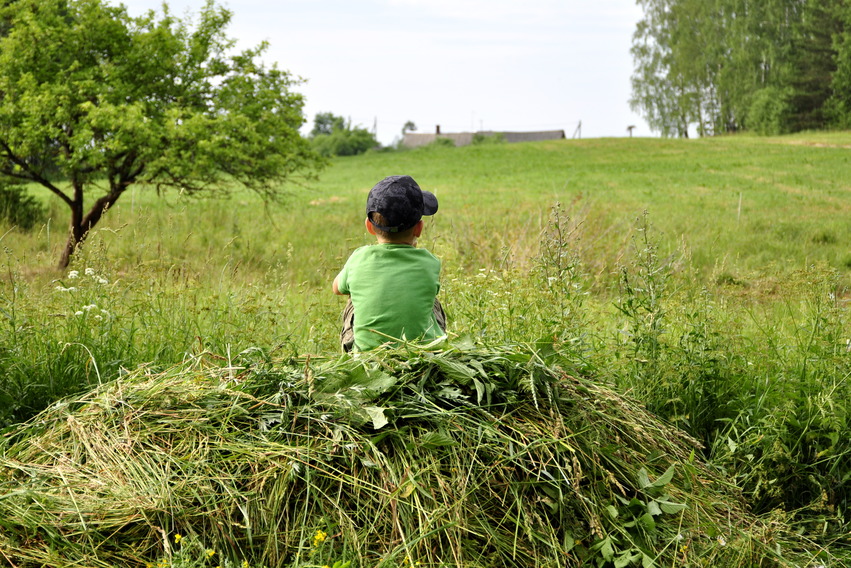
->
xmin=333 ymin=175 xmax=446 ymax=352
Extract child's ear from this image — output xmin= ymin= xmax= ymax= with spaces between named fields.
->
xmin=412 ymin=220 xmax=425 ymax=237
xmin=365 ymin=217 xmax=377 ymax=235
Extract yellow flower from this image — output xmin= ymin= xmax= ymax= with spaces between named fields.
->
xmin=312 ymin=529 xmax=328 ymax=547
xmin=242 ymin=561 xmax=250 ymax=568
xmin=174 ymin=534 xmax=183 ymax=544
xmin=206 ymin=549 xmax=216 ymax=559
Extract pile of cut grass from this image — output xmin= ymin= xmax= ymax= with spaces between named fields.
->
xmin=0 ymin=343 xmax=834 ymax=567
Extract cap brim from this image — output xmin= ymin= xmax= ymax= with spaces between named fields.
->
xmin=422 ymin=190 xmax=438 ymax=216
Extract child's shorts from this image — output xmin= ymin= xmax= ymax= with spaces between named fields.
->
xmin=340 ymin=298 xmax=447 ymax=353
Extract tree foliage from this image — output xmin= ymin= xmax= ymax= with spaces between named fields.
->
xmin=0 ymin=0 xmax=323 ymax=267
xmin=309 ymin=112 xmax=378 ymax=157
xmin=631 ymin=0 xmax=851 ymax=136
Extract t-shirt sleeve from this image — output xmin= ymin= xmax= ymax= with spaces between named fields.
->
xmin=336 ymin=249 xmax=361 ymax=295
xmin=336 ymin=264 xmax=350 ymax=295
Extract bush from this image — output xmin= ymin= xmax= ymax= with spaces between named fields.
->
xmin=472 ymin=132 xmax=505 ymax=145
xmin=747 ymin=87 xmax=793 ymax=135
xmin=311 ymin=127 xmax=378 ymax=157
xmin=426 ymin=137 xmax=456 ymax=148
xmin=0 ymin=181 xmax=45 ymax=230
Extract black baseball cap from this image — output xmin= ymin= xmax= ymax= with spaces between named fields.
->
xmin=366 ymin=175 xmax=438 ymax=233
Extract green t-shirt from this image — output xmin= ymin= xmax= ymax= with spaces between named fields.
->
xmin=336 ymin=243 xmax=442 ymax=351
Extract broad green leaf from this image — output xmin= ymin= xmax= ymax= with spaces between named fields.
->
xmin=658 ymin=499 xmax=687 ymax=514
xmin=419 ymin=431 xmax=456 ymax=449
xmin=637 ymin=467 xmax=651 ymax=489
xmin=637 ymin=512 xmax=656 ymax=532
xmin=614 ymin=551 xmax=632 ymax=568
xmin=649 ymin=465 xmax=676 ymax=488
xmin=646 ymin=500 xmax=663 ymax=516
xmin=364 ymin=406 xmax=388 ymax=429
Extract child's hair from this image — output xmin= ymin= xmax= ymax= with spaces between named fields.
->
xmin=369 ymin=212 xmax=417 ymax=242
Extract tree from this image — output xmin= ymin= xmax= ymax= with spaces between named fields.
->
xmin=310 ymin=112 xmax=346 ymax=137
xmin=0 ymin=0 xmax=323 ymax=267
xmin=787 ymin=0 xmax=843 ymax=131
xmin=308 ymin=113 xmax=378 ymax=157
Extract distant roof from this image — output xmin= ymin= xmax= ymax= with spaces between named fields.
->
xmin=402 ymin=130 xmax=566 ymax=148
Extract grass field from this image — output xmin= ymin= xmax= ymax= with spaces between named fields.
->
xmin=1 ymin=133 xmax=850 ymax=567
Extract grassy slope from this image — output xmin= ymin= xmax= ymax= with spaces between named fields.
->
xmin=7 ymin=133 xmax=851 ymax=288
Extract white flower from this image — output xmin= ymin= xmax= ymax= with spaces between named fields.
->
xmin=82 ymin=304 xmax=97 ymax=311
xmin=68 ymin=270 xmax=79 ymax=279
xmin=94 ymin=315 xmax=102 ymax=321
xmin=75 ymin=311 xmax=84 ymax=316
xmin=716 ymin=536 xmax=726 ymax=546
xmin=85 ymin=268 xmax=95 ymax=276
xmin=56 ymin=286 xmax=77 ymax=292
xmin=97 ymin=278 xmax=109 ymax=285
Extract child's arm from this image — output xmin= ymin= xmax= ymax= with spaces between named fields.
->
xmin=332 ymin=274 xmax=346 ymax=295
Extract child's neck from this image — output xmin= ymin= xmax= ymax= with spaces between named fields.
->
xmin=376 ymin=236 xmax=417 ymax=246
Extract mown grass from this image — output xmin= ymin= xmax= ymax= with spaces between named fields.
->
xmin=0 ymin=346 xmax=840 ymax=567
xmin=1 ymin=133 xmax=850 ymax=566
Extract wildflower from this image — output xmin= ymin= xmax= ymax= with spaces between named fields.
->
xmin=312 ymin=529 xmax=328 ymax=547
xmin=98 ymin=277 xmax=109 ymax=285
xmin=85 ymin=268 xmax=95 ymax=276
xmin=56 ymin=285 xmax=77 ymax=292
xmin=242 ymin=561 xmax=250 ymax=568
xmin=717 ymin=535 xmax=726 ymax=546
xmin=75 ymin=311 xmax=84 ymax=316
xmin=82 ymin=304 xmax=97 ymax=311
xmin=174 ymin=533 xmax=183 ymax=544
xmin=206 ymin=549 xmax=216 ymax=559
xmin=94 ymin=315 xmax=102 ymax=321
xmin=68 ymin=270 xmax=79 ymax=279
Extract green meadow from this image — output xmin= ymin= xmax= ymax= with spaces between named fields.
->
xmin=1 ymin=134 xmax=850 ymax=567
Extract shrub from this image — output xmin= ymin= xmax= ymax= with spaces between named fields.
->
xmin=747 ymin=87 xmax=793 ymax=135
xmin=472 ymin=132 xmax=505 ymax=145
xmin=0 ymin=180 xmax=45 ymax=230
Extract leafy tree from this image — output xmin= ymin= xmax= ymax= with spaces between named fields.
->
xmin=309 ymin=113 xmax=378 ymax=157
xmin=0 ymin=0 xmax=323 ymax=267
xmin=310 ymin=112 xmax=346 ymax=137
xmin=630 ymin=0 xmax=699 ymax=137
xmin=828 ymin=3 xmax=851 ymax=126
xmin=787 ymin=0 xmax=843 ymax=131
xmin=631 ymin=0 xmax=833 ymax=136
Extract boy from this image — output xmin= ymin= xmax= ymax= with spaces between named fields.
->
xmin=333 ymin=175 xmax=446 ymax=352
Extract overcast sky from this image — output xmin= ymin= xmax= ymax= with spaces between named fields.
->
xmin=117 ymin=0 xmax=650 ymax=146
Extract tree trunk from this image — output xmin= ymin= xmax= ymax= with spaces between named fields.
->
xmin=57 ymin=186 xmax=124 ymax=269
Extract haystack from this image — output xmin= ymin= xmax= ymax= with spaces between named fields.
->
xmin=0 ymin=344 xmax=828 ymax=567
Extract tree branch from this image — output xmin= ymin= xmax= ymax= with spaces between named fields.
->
xmin=0 ymin=139 xmax=73 ymax=206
